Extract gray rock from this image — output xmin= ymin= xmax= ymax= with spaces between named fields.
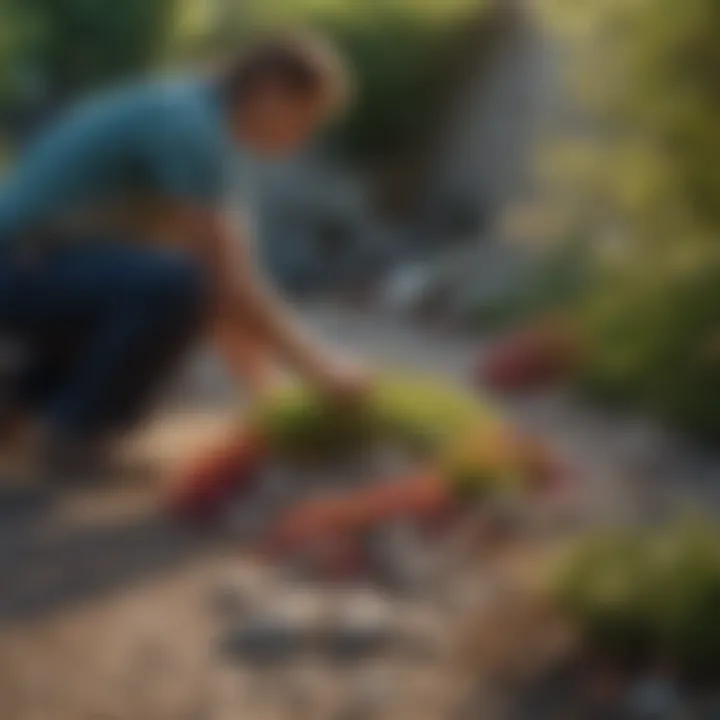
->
xmin=220 ymin=614 xmax=311 ymax=667
xmin=323 ymin=592 xmax=397 ymax=663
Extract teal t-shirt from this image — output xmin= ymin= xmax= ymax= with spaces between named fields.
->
xmin=0 ymin=78 xmax=232 ymax=242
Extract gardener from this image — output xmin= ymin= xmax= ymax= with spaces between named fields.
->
xmin=0 ymin=32 xmax=369 ymax=478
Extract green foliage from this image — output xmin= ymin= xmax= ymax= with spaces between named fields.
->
xmin=553 ymin=529 xmax=657 ymax=665
xmin=440 ymin=426 xmax=530 ymax=499
xmin=579 ymin=259 xmax=720 ymax=438
xmin=250 ymin=382 xmax=378 ymax=459
xmin=250 ymin=374 xmax=541 ymax=499
xmin=0 ymin=0 xmax=42 ymax=105
xmin=316 ymin=2 xmax=475 ymax=159
xmin=370 ymin=372 xmax=499 ymax=448
xmin=251 ymin=373 xmax=499 ymax=460
xmin=539 ymin=0 xmax=720 ymax=439
xmin=0 ymin=0 xmax=178 ymax=102
xmin=552 ymin=520 xmax=720 ymax=675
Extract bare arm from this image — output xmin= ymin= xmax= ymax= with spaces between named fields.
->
xmin=212 ymin=315 xmax=281 ymax=394
xmin=183 ymin=206 xmax=367 ymax=396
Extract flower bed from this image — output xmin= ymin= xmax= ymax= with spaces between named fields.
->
xmin=168 ymin=375 xmax=567 ymax=579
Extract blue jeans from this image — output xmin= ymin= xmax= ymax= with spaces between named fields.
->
xmin=0 ymin=242 xmax=209 ymax=439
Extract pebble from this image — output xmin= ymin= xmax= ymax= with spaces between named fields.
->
xmin=323 ymin=590 xmax=397 ymax=663
xmin=219 ymin=589 xmax=326 ymax=667
xmin=220 ymin=614 xmax=309 ymax=667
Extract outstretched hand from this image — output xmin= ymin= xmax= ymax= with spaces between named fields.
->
xmin=311 ymin=355 xmax=375 ymax=405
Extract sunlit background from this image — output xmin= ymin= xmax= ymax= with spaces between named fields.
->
xmin=2 ymin=0 xmax=720 ymax=717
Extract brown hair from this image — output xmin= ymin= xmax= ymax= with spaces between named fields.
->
xmin=222 ymin=31 xmax=352 ymax=113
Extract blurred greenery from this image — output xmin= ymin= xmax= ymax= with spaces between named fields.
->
xmin=553 ymin=519 xmax=720 ymax=675
xmin=0 ymin=0 xmax=178 ymax=106
xmin=538 ymin=0 xmax=720 ymax=440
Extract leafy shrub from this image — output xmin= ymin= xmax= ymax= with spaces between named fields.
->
xmin=552 ymin=520 xmax=720 ymax=676
xmin=538 ymin=0 xmax=720 ymax=439
xmin=1 ymin=0 xmax=178 ymax=101
xmin=578 ymin=260 xmax=720 ymax=439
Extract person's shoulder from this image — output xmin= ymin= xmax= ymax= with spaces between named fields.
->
xmin=143 ymin=76 xmax=218 ymax=122
xmin=72 ymin=77 xmax=207 ymax=125
xmin=130 ymin=77 xmax=224 ymax=150
xmin=43 ymin=80 xmax=170 ymax=138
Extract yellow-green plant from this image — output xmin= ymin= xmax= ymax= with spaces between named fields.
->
xmin=251 ymin=374 xmax=497 ymax=453
xmin=552 ymin=520 xmax=720 ymax=675
xmin=249 ymin=374 xmax=531 ymax=498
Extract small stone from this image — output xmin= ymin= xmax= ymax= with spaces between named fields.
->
xmin=324 ymin=591 xmax=396 ymax=662
xmin=220 ymin=614 xmax=308 ymax=666
xmin=220 ymin=588 xmax=325 ymax=666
